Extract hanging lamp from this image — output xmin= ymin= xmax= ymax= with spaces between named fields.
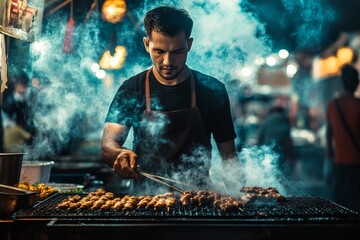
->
xmin=101 ymin=0 xmax=127 ymax=24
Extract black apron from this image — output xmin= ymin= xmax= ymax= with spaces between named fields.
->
xmin=132 ymin=68 xmax=212 ymax=193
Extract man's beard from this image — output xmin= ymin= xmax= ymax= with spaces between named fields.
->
xmin=158 ymin=65 xmax=185 ymax=80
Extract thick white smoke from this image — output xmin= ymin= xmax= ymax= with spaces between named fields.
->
xmin=281 ymin=0 xmax=337 ymax=50
xmin=24 ymin=11 xmax=112 ymax=159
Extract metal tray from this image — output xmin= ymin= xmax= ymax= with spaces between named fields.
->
xmin=0 ymin=184 xmax=38 ymax=217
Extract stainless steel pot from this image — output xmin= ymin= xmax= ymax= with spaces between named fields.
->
xmin=0 ymin=153 xmax=26 ymax=186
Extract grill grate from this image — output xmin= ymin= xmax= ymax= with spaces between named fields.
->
xmin=15 ymin=194 xmax=359 ymax=222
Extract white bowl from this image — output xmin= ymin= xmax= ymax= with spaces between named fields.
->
xmin=20 ymin=161 xmax=54 ymax=184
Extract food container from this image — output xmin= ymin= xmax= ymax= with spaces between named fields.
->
xmin=20 ymin=161 xmax=54 ymax=184
xmin=46 ymin=183 xmax=84 ymax=194
xmin=0 ymin=153 xmax=26 ymax=186
xmin=0 ymin=183 xmax=38 ymax=217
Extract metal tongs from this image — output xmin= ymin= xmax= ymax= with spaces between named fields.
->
xmin=134 ymin=166 xmax=193 ymax=194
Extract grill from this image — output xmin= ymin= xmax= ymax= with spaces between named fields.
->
xmin=11 ymin=193 xmax=360 ymax=240
xmin=15 ymin=193 xmax=359 ymax=220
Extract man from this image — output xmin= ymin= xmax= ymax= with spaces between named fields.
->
xmin=2 ymin=71 xmax=32 ymax=152
xmin=326 ymin=64 xmax=360 ymax=212
xmin=2 ymin=71 xmax=30 ymax=129
xmin=257 ymin=104 xmax=294 ymax=177
xmin=101 ymin=6 xmax=242 ymax=193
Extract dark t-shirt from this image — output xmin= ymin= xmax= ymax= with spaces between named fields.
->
xmin=105 ymin=69 xmax=236 ymax=146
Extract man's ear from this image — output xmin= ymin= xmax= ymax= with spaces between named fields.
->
xmin=187 ymin=37 xmax=193 ymax=52
xmin=143 ymin=37 xmax=150 ymax=53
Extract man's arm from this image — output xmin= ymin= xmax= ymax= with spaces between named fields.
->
xmin=216 ymin=140 xmax=245 ymax=191
xmin=216 ymin=140 xmax=238 ymax=160
xmin=101 ymin=122 xmax=138 ymax=179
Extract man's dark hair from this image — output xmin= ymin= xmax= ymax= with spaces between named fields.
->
xmin=14 ymin=72 xmax=29 ymax=86
xmin=341 ymin=64 xmax=359 ymax=94
xmin=144 ymin=6 xmax=193 ymax=39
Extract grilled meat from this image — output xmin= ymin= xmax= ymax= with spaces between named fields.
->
xmin=55 ymin=187 xmax=284 ymax=213
xmin=179 ymin=190 xmax=243 ymax=212
xmin=240 ymin=186 xmax=286 ymax=203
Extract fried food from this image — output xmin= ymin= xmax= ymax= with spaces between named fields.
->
xmin=17 ymin=182 xmax=57 ymax=200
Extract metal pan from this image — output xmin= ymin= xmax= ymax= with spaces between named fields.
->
xmin=0 ymin=184 xmax=38 ymax=217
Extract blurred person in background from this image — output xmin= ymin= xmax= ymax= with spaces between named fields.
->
xmin=326 ymin=64 xmax=360 ymax=212
xmin=1 ymin=70 xmax=32 ymax=152
xmin=257 ymin=97 xmax=294 ymax=181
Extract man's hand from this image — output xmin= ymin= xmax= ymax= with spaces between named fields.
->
xmin=112 ymin=148 xmax=139 ymax=179
xmin=101 ymin=122 xmax=139 ymax=179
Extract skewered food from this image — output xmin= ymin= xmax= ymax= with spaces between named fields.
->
xmin=137 ymin=196 xmax=152 ymax=209
xmin=179 ymin=190 xmax=243 ymax=212
xmin=240 ymin=186 xmax=286 ymax=203
xmin=55 ymin=187 xmax=285 ymax=213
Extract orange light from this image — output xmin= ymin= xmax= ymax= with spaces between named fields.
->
xmin=325 ymin=56 xmax=339 ymax=75
xmin=336 ymin=47 xmax=354 ymax=67
xmin=99 ymin=46 xmax=127 ymax=69
xmin=312 ymin=56 xmax=340 ymax=80
xmin=101 ymin=0 xmax=127 ymax=24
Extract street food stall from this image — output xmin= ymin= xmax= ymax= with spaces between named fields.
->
xmin=1 ymin=1 xmax=360 ymax=240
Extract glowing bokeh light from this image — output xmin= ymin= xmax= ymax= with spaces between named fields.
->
xmin=278 ymin=49 xmax=289 ymax=59
xmin=96 ymin=69 xmax=106 ymax=79
xmin=91 ymin=63 xmax=100 ymax=72
xmin=266 ymin=56 xmax=277 ymax=66
xmin=286 ymin=63 xmax=298 ymax=77
xmin=241 ymin=67 xmax=251 ymax=77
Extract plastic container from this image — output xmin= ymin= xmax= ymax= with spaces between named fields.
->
xmin=20 ymin=161 xmax=54 ymax=184
xmin=0 ymin=153 xmax=26 ymax=186
xmin=46 ymin=183 xmax=84 ymax=193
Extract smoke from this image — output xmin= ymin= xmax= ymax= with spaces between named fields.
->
xmin=209 ymin=143 xmax=296 ymax=196
xmin=240 ymin=145 xmax=286 ymax=192
xmin=24 ymin=11 xmax=112 ymax=159
xmin=281 ymin=0 xmax=337 ymax=50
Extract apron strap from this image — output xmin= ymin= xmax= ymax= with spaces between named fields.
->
xmin=189 ymin=70 xmax=196 ymax=109
xmin=145 ymin=68 xmax=196 ymax=111
xmin=145 ymin=69 xmax=151 ymax=111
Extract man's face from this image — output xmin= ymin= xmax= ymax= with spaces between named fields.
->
xmin=14 ymin=83 xmax=27 ymax=102
xmin=143 ymin=31 xmax=193 ymax=80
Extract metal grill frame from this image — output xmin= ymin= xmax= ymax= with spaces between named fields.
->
xmin=14 ymin=193 xmax=360 ymax=223
xmin=9 ymin=193 xmax=360 ymax=240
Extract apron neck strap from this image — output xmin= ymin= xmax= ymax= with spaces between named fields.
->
xmin=145 ymin=68 xmax=196 ymax=111
xmin=145 ymin=69 xmax=151 ymax=111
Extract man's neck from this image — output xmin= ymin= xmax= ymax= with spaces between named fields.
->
xmin=153 ymin=66 xmax=189 ymax=86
